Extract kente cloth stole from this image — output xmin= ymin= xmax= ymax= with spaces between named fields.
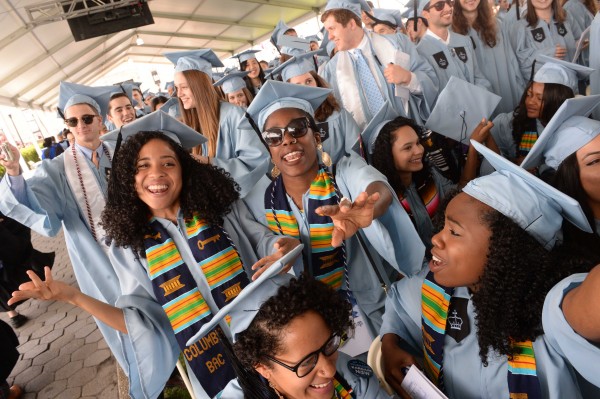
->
xmin=265 ymin=168 xmax=345 ymax=291
xmin=144 ymin=215 xmax=250 ymax=397
xmin=332 ymin=373 xmax=354 ymax=398
xmin=518 ymin=131 xmax=538 ymax=157
xmin=400 ymin=174 xmax=440 ymax=220
xmin=421 ymin=272 xmax=542 ymax=398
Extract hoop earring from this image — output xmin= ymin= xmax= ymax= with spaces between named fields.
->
xmin=317 ymin=143 xmax=332 ymax=167
xmin=271 ymin=164 xmax=280 ymax=178
xmin=268 ymin=380 xmax=284 ymax=399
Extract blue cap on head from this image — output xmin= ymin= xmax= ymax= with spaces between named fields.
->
xmin=464 ymin=141 xmax=592 ymax=250
xmin=163 ymin=49 xmax=224 ymax=79
xmin=102 ymin=110 xmax=206 ymax=149
xmin=213 ymin=71 xmax=250 ymax=94
xmin=372 ymin=8 xmax=404 ymax=28
xmin=232 ymin=49 xmax=261 ymax=64
xmin=240 ymin=80 xmax=331 ymax=132
xmin=271 ymin=20 xmax=294 ymax=49
xmin=58 ymin=81 xmax=121 ymax=119
xmin=534 ymin=54 xmax=595 ymax=94
xmin=353 ymin=101 xmax=400 ymax=158
xmin=269 ymin=50 xmax=321 ymax=82
xmin=324 ymin=0 xmax=372 ymax=18
xmin=521 ymin=95 xmax=600 ymax=170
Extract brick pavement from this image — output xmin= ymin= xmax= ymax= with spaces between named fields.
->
xmin=0 ymin=231 xmax=119 ymax=399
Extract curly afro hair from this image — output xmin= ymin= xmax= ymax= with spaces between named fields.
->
xmin=234 ymin=275 xmax=353 ymax=370
xmin=101 ymin=131 xmax=240 ymax=258
xmin=433 ymin=191 xmax=594 ymax=364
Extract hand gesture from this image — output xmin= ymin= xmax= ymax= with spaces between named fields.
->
xmin=251 ymin=237 xmax=300 ymax=280
xmin=315 ymin=191 xmax=380 ymax=247
xmin=8 ymin=267 xmax=78 ymax=306
xmin=384 ymin=64 xmax=412 ymax=85
xmin=469 ymin=118 xmax=494 ymax=144
xmin=0 ymin=142 xmax=21 ymax=176
xmin=554 ymin=45 xmax=567 ymax=60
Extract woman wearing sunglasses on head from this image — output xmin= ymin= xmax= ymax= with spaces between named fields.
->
xmin=241 ymin=81 xmax=426 ymax=342
xmin=218 ymin=274 xmax=392 ymax=399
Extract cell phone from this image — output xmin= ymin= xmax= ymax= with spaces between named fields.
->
xmin=1 ymin=143 xmax=14 ymax=162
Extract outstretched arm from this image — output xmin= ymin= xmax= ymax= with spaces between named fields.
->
xmin=561 ymin=265 xmax=600 ymax=342
xmin=9 ymin=267 xmax=127 ymax=333
xmin=459 ymin=118 xmax=495 ymax=188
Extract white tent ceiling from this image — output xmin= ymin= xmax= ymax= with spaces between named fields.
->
xmin=0 ymin=0 xmax=327 ymax=112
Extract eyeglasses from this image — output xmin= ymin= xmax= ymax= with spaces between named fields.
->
xmin=64 ymin=114 xmax=97 ymax=127
xmin=425 ymin=0 xmax=454 ymax=11
xmin=262 ymin=117 xmax=311 ymax=147
xmin=263 ymin=333 xmax=341 ymax=378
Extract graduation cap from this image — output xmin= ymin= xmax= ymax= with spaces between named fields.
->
xmin=102 ymin=110 xmax=206 ymax=150
xmin=278 ymin=35 xmax=311 ymax=55
xmin=520 ymin=95 xmax=600 ymax=170
xmin=270 ymin=50 xmax=321 ymax=82
xmin=371 ymin=8 xmax=404 ymax=29
xmin=425 ymin=77 xmax=501 ymax=144
xmin=240 ymin=80 xmax=332 ymax=133
xmin=159 ymin=97 xmax=181 ymax=119
xmin=464 ymin=141 xmax=592 ymax=250
xmin=271 ymin=20 xmax=295 ymax=49
xmin=164 ymin=81 xmax=175 ymax=90
xmin=58 ymin=81 xmax=119 ymax=119
xmin=186 ymin=244 xmax=304 ymax=346
xmin=319 ymin=31 xmax=335 ymax=57
xmin=324 ymin=0 xmax=372 ymax=18
xmin=352 ymin=101 xmax=400 ymax=158
xmin=163 ymin=49 xmax=224 ymax=79
xmin=213 ymin=71 xmax=250 ymax=94
xmin=232 ymin=49 xmax=261 ymax=64
xmin=305 ymin=34 xmax=321 ymax=43
xmin=534 ymin=54 xmax=595 ymax=94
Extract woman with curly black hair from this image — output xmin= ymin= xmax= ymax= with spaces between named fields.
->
xmin=379 ymin=143 xmax=599 ymax=398
xmin=216 ymin=274 xmax=392 ymax=398
xmin=10 ymin=119 xmax=299 ymax=399
xmin=371 ymin=116 xmax=492 ymax=252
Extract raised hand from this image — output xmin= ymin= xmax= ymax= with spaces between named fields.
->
xmin=315 ymin=191 xmax=380 ymax=248
xmin=0 ymin=142 xmax=21 ymax=176
xmin=8 ymin=266 xmax=78 ymax=306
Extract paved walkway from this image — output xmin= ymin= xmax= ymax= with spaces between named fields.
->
xmin=0 ymin=231 xmax=119 ymax=399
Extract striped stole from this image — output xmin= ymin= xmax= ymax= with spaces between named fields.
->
xmin=421 ymin=272 xmax=542 ymax=398
xmin=400 ymin=173 xmax=440 ymax=219
xmin=333 ymin=373 xmax=354 ymax=398
xmin=518 ymin=131 xmax=539 ymax=157
xmin=144 ymin=215 xmax=249 ymax=397
xmin=265 ymin=168 xmax=345 ymax=291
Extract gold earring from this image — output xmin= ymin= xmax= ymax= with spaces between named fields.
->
xmin=317 ymin=143 xmax=332 ymax=167
xmin=271 ymin=164 xmax=280 ymax=178
xmin=268 ymin=380 xmax=284 ymax=399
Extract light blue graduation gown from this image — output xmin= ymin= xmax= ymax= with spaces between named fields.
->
xmin=461 ymin=26 xmax=525 ymax=115
xmin=0 ymin=148 xmax=141 ymax=392
xmin=243 ymin=154 xmax=426 ymax=336
xmin=380 ymin=267 xmax=593 ymax=398
xmin=513 ymin=17 xmax=578 ymax=79
xmin=204 ymin=102 xmax=270 ymax=198
xmin=320 ymin=108 xmax=361 ymax=164
xmin=416 ymin=31 xmax=492 ymax=96
xmin=109 ymin=200 xmax=283 ymax=399
xmin=220 ymin=352 xmax=392 ymax=398
xmin=491 ymin=113 xmax=544 ymax=161
xmin=542 ymin=273 xmax=600 ymax=389
xmin=590 ymin=12 xmax=600 ymax=120
xmin=322 ymin=30 xmax=438 ymax=128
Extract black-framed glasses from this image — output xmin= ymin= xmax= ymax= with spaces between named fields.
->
xmin=425 ymin=0 xmax=454 ymax=11
xmin=64 ymin=114 xmax=97 ymax=127
xmin=263 ymin=333 xmax=341 ymax=378
xmin=262 ymin=117 xmax=311 ymax=147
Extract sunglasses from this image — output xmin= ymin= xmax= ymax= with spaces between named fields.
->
xmin=425 ymin=0 xmax=454 ymax=11
xmin=262 ymin=117 xmax=311 ymax=147
xmin=263 ymin=333 xmax=341 ymax=378
xmin=64 ymin=114 xmax=97 ymax=127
